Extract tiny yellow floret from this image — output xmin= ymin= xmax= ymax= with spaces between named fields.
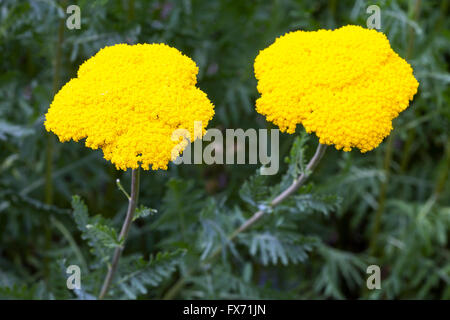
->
xmin=45 ymin=43 xmax=215 ymax=170
xmin=254 ymin=25 xmax=419 ymax=152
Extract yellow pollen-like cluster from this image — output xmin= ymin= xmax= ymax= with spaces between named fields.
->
xmin=45 ymin=43 xmax=215 ymax=170
xmin=254 ymin=25 xmax=419 ymax=152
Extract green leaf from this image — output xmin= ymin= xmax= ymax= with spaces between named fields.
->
xmin=241 ymin=231 xmax=319 ymax=266
xmin=0 ymin=284 xmax=35 ymax=299
xmin=239 ymin=174 xmax=270 ymax=208
xmin=315 ymin=246 xmax=366 ymax=299
xmin=0 ymin=121 xmax=34 ymax=141
xmin=284 ymin=132 xmax=309 ymax=180
xmin=85 ymin=223 xmax=122 ymax=249
xmin=279 ymin=192 xmax=341 ymax=216
xmin=72 ymin=195 xmax=89 ymax=233
xmin=116 ymin=250 xmax=186 ymax=299
xmin=132 ymin=205 xmax=157 ymax=222
xmin=71 ymin=196 xmax=119 ymax=261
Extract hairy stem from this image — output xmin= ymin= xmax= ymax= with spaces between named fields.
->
xmin=99 ymin=168 xmax=140 ymax=299
xmin=163 ymin=143 xmax=327 ymax=299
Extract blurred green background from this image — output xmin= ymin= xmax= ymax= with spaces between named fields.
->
xmin=0 ymin=0 xmax=449 ymax=299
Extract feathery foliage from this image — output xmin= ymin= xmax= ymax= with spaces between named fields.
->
xmin=0 ymin=0 xmax=448 ymax=299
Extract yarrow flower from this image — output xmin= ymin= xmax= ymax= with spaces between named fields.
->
xmin=45 ymin=43 xmax=215 ymax=170
xmin=254 ymin=25 xmax=419 ymax=152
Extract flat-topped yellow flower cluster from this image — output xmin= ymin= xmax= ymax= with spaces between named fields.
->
xmin=45 ymin=43 xmax=215 ymax=170
xmin=254 ymin=25 xmax=419 ymax=152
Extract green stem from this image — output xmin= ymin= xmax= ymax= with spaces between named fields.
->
xmin=399 ymin=129 xmax=416 ymax=173
xmin=417 ymin=138 xmax=450 ymax=220
xmin=433 ymin=138 xmax=450 ymax=198
xmin=45 ymin=0 xmax=66 ymax=205
xmin=398 ymin=0 xmax=422 ymax=173
xmin=369 ymin=135 xmax=393 ymax=255
xmin=99 ymin=168 xmax=141 ymax=299
xmin=128 ymin=0 xmax=135 ymax=21
xmin=44 ymin=3 xmax=65 ymax=285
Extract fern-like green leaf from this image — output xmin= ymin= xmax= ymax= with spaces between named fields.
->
xmin=115 ymin=249 xmax=186 ymax=299
xmin=239 ymin=174 xmax=270 ymax=208
xmin=132 ymin=205 xmax=157 ymax=221
xmin=240 ymin=231 xmax=319 ymax=265
xmin=71 ymin=196 xmax=118 ymax=261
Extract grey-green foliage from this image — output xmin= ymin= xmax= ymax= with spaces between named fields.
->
xmin=314 ymin=246 xmax=367 ymax=299
xmin=68 ymin=196 xmax=184 ymax=299
xmin=370 ymin=199 xmax=450 ymax=299
xmin=72 ymin=195 xmax=117 ymax=262
xmin=0 ymin=0 xmax=448 ymax=300
xmin=0 ymin=121 xmax=34 ymax=141
xmin=241 ymin=232 xmax=319 ymax=266
xmin=285 ymin=132 xmax=310 ymax=181
xmin=116 ymin=250 xmax=185 ymax=299
xmin=133 ymin=205 xmax=157 ymax=222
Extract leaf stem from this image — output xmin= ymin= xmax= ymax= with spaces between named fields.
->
xmin=99 ymin=168 xmax=140 ymax=299
xmin=116 ymin=178 xmax=131 ymax=200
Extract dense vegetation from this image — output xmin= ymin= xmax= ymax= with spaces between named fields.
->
xmin=0 ymin=0 xmax=448 ymax=299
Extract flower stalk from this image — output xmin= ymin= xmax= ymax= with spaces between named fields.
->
xmin=99 ymin=168 xmax=140 ymax=299
xmin=229 ymin=142 xmax=327 ymax=239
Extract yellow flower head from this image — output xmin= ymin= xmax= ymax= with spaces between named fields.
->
xmin=45 ymin=43 xmax=215 ymax=170
xmin=254 ymin=25 xmax=419 ymax=152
